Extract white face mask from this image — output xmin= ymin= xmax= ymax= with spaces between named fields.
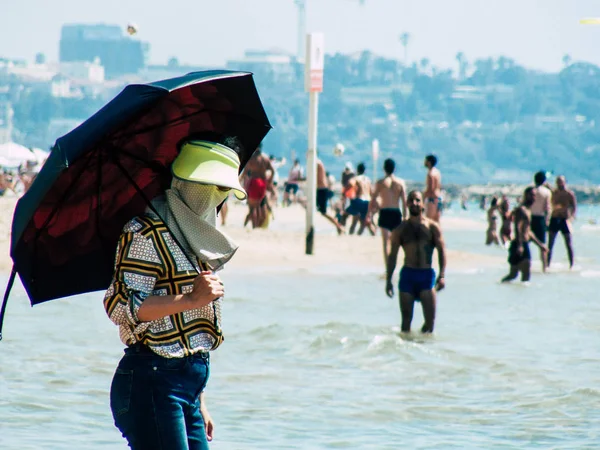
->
xmin=173 ymin=179 xmax=228 ymax=218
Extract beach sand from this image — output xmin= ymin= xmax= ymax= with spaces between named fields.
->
xmin=0 ymin=195 xmax=501 ymax=274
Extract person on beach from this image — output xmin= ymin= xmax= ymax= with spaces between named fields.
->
xmin=104 ymin=137 xmax=248 ymax=449
xmin=499 ymin=195 xmax=512 ymax=246
xmin=18 ymin=159 xmax=38 ymax=194
xmin=548 ymin=175 xmax=577 ymax=269
xmin=338 ymin=162 xmax=356 ymax=225
xmin=283 ymin=159 xmax=304 ymax=206
xmin=316 ymin=158 xmax=345 ymax=234
xmin=219 ymin=193 xmax=229 ymax=226
xmin=341 ymin=162 xmax=355 ymax=191
xmin=460 ymin=193 xmax=468 ymax=210
xmin=423 ymin=154 xmax=442 ymax=223
xmin=530 ymin=171 xmax=552 ymax=271
xmin=268 ymin=154 xmax=286 ymax=206
xmin=385 ymin=190 xmax=446 ymax=333
xmin=370 ymin=158 xmax=407 ymax=267
xmin=501 ymin=187 xmax=548 ymax=283
xmin=479 ymin=195 xmax=487 ymax=211
xmin=485 ymin=196 xmax=500 ymax=246
xmin=343 ymin=163 xmax=375 ymax=235
xmin=243 ymin=144 xmax=274 ymax=228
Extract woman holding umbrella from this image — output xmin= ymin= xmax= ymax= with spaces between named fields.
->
xmin=104 ymin=136 xmax=247 ymax=449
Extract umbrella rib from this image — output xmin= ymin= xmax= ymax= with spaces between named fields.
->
xmin=96 ymin=149 xmax=104 ymax=244
xmin=108 ymin=145 xmax=170 ymax=175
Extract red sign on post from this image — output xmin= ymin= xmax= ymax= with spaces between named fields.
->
xmin=305 ymin=33 xmax=325 ymax=93
xmin=310 ymin=70 xmax=323 ymax=92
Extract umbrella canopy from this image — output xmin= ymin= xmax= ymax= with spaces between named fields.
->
xmin=0 ymin=142 xmax=36 ymax=167
xmin=8 ymin=70 xmax=271 ymax=307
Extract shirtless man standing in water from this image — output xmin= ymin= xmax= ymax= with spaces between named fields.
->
xmin=244 ymin=145 xmax=274 ymax=228
xmin=501 ymin=187 xmax=548 ymax=283
xmin=385 ymin=191 xmax=446 ymax=333
xmin=370 ymin=158 xmax=407 ymax=267
xmin=423 ymin=154 xmax=442 ymax=223
xmin=548 ymin=175 xmax=577 ymax=268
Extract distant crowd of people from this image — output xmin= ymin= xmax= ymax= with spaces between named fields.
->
xmin=224 ymin=148 xmax=580 ymax=334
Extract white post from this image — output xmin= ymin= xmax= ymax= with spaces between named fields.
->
xmin=306 ymin=93 xmax=319 ymax=254
xmin=304 ymin=32 xmax=324 ymax=255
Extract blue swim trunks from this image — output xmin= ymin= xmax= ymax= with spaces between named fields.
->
xmin=345 ymin=198 xmax=369 ymax=220
xmin=399 ymin=267 xmax=436 ymax=300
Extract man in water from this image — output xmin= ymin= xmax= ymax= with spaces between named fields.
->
xmin=423 ymin=154 xmax=442 ymax=223
xmin=385 ymin=191 xmax=446 ymax=333
xmin=501 ymin=187 xmax=548 ymax=283
xmin=530 ymin=171 xmax=552 ymax=271
xmin=316 ymin=159 xmax=344 ymax=234
xmin=548 ymin=175 xmax=577 ymax=268
xmin=370 ymin=158 xmax=407 ymax=267
xmin=243 ymin=145 xmax=274 ymax=228
xmin=344 ymin=163 xmax=375 ymax=235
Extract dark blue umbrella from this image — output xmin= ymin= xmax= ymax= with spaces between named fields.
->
xmin=0 ymin=70 xmax=271 ymax=339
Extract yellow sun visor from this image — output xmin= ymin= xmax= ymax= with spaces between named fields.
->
xmin=172 ymin=140 xmax=247 ymax=200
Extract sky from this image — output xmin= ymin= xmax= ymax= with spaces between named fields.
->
xmin=1 ymin=0 xmax=599 ymax=72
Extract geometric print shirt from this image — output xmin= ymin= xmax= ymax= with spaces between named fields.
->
xmin=103 ymin=215 xmax=223 ymax=358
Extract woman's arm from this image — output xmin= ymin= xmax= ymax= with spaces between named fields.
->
xmin=137 ymin=272 xmax=224 ymax=322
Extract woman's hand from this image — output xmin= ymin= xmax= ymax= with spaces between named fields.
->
xmin=185 ymin=271 xmax=224 ymax=308
xmin=200 ymin=395 xmax=214 ymax=442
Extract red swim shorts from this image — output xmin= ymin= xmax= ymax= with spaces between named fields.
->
xmin=247 ymin=177 xmax=267 ymax=201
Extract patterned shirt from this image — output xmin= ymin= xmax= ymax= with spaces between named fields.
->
xmin=104 ymin=215 xmax=223 ymax=358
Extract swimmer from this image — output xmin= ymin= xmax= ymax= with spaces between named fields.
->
xmin=385 ymin=190 xmax=446 ymax=333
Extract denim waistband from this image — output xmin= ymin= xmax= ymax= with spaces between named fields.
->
xmin=125 ymin=343 xmax=209 ymax=360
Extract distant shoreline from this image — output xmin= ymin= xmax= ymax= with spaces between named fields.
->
xmin=0 ymin=195 xmax=501 ymax=275
xmin=281 ymin=178 xmax=600 ymax=204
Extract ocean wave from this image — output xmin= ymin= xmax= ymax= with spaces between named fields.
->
xmin=580 ymin=270 xmax=600 ymax=278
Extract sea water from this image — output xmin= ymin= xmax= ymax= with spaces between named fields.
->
xmin=1 ymin=208 xmax=599 ymax=449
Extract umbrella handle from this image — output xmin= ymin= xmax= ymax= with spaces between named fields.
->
xmin=0 ymin=267 xmax=17 ymax=341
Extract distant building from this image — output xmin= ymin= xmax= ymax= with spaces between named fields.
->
xmin=226 ymin=49 xmax=296 ymax=84
xmin=140 ymin=60 xmax=216 ymax=83
xmin=50 ymin=75 xmax=73 ymax=98
xmin=60 ymin=59 xmax=105 ymax=83
xmin=451 ymin=84 xmax=515 ymax=102
xmin=340 ymin=84 xmax=412 ymax=106
xmin=0 ymin=60 xmax=57 ymax=83
xmin=59 ymin=24 xmax=149 ymax=78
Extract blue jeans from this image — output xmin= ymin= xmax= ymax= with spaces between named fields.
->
xmin=110 ymin=344 xmax=211 ymax=450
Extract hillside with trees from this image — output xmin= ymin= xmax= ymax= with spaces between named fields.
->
xmin=9 ymin=50 xmax=600 ymax=184
xmin=249 ymin=51 xmax=600 ymax=184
